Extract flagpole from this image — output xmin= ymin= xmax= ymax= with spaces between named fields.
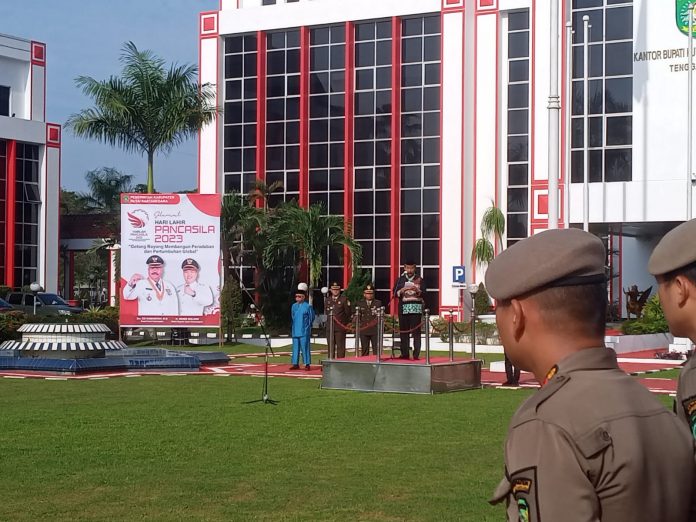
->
xmin=689 ymin=3 xmax=694 ymax=220
xmin=582 ymin=15 xmax=590 ymax=232
xmin=548 ymin=0 xmax=560 ymax=229
xmin=565 ymin=21 xmax=573 ymax=228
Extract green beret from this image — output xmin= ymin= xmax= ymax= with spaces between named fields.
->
xmin=485 ymin=229 xmax=606 ymax=300
xmin=648 ymin=219 xmax=696 ymax=276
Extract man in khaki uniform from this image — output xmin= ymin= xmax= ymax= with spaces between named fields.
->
xmin=648 ymin=218 xmax=696 ymax=439
xmin=486 ymin=228 xmax=696 ymax=521
xmin=324 ymin=281 xmax=351 ymax=358
xmin=353 ymin=284 xmax=382 ymax=356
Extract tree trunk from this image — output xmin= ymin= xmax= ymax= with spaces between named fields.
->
xmin=147 ymin=150 xmax=155 ymax=193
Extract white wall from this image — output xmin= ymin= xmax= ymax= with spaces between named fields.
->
xmin=0 ymin=56 xmax=29 ymax=120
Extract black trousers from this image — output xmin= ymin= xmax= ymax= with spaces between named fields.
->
xmin=327 ymin=329 xmax=347 ymax=358
xmin=399 ymin=313 xmax=422 ymax=359
xmin=505 ymin=356 xmax=520 ymax=384
xmin=360 ymin=333 xmax=378 ymax=356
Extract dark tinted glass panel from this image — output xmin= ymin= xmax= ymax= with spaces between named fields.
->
xmin=508 ymin=136 xmax=528 ymax=162
xmin=425 ymin=63 xmax=440 ymax=85
xmin=312 ymin=27 xmax=329 ymax=45
xmin=287 ymin=30 xmax=300 ymax=48
xmin=267 ymin=51 xmax=285 ymax=75
xmin=356 ymin=23 xmax=375 ymax=41
xmin=287 ymin=49 xmax=300 ymax=73
xmin=376 ymin=67 xmax=391 ymax=89
xmin=355 ymin=116 xmax=374 ymax=140
xmin=507 ymin=214 xmax=528 ymax=238
xmin=401 ymin=215 xmax=421 ymax=237
xmin=377 ymin=20 xmax=392 ymax=39
xmin=331 ymin=45 xmax=345 ymax=69
xmin=244 ymin=53 xmax=257 ymax=75
xmin=423 ymin=87 xmax=439 ymax=110
xmin=508 ymin=10 xmax=530 ymax=31
xmin=589 ymin=149 xmax=602 ymax=182
xmin=225 ymin=55 xmax=243 ymax=77
xmin=401 ymin=190 xmax=420 ymax=213
xmin=606 ymin=115 xmax=632 ymax=146
xmin=311 ymin=46 xmax=329 ymax=70
xmin=402 ymin=88 xmax=422 ymax=112
xmin=605 ymin=77 xmax=632 ymax=113
xmin=403 ymin=64 xmax=422 ymax=87
xmin=571 ymin=44 xmax=603 ymax=78
xmin=403 ymin=18 xmax=422 ymax=36
xmin=508 ymin=32 xmax=529 ymax=59
xmin=605 ymin=7 xmax=632 ymax=41
xmin=423 ymin=112 xmax=439 ymax=136
xmin=604 ymin=148 xmax=631 ymax=182
xmin=422 ymin=215 xmax=438 ymax=238
xmin=376 ymin=41 xmax=391 ymax=66
xmin=226 ymin=80 xmax=242 ymax=100
xmin=401 ymin=166 xmax=421 ymax=188
xmin=225 ymin=125 xmax=242 ymax=147
xmin=225 ymin=36 xmax=243 ymax=53
xmin=375 ymin=242 xmax=390 ymax=265
xmin=402 ymin=114 xmax=422 ymax=138
xmin=507 ymin=188 xmax=528 ymax=212
xmin=354 ymin=169 xmax=373 ymax=189
xmin=354 ymin=192 xmax=374 ymax=214
xmin=375 ymin=190 xmax=390 ymax=213
xmin=508 ymin=164 xmax=528 ymax=185
xmin=605 ymin=42 xmax=632 ymax=76
xmin=244 ymin=34 xmax=257 ymax=51
xmin=508 ymin=84 xmax=529 ymax=108
xmin=402 ymin=38 xmax=422 ymax=63
xmin=508 ymin=109 xmax=528 ymax=135
xmin=287 ymin=75 xmax=300 ymax=96
xmin=375 ymin=217 xmax=390 ymax=239
xmin=356 ymin=69 xmax=373 ymax=90
xmin=267 ymin=76 xmax=285 ymax=97
xmin=422 ymin=138 xmax=439 ymax=163
xmin=424 ymin=165 xmax=439 ymax=186
xmin=331 ymin=25 xmax=345 ymax=43
xmin=401 ymin=139 xmax=421 ymax=164
xmin=424 ymin=36 xmax=440 ymax=61
xmin=572 ymin=10 xmax=603 ymax=44
xmin=356 ymin=42 xmax=375 ymax=67
xmin=509 ymin=60 xmax=529 ymax=82
xmin=423 ymin=189 xmax=439 ymax=213
xmin=356 ymin=92 xmax=374 ymax=115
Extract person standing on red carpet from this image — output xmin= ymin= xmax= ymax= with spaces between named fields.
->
xmin=291 ymin=288 xmax=314 ymax=370
xmin=393 ymin=261 xmax=426 ymax=360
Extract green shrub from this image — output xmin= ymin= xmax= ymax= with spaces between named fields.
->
xmin=430 ymin=316 xmax=498 ymax=343
xmin=475 ymin=283 xmax=492 ymax=315
xmin=344 ymin=269 xmax=373 ymax=305
xmin=0 ymin=311 xmax=29 ymax=342
xmin=620 ymin=295 xmax=669 ymax=334
xmin=0 ymin=286 xmax=11 ymax=299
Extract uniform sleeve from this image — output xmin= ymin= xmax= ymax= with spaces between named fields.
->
xmin=501 ymin=420 xmax=600 ymax=522
xmin=194 ymin=284 xmax=214 ymax=307
xmin=676 ymin=362 xmax=696 ymax=438
xmin=123 ymin=281 xmax=140 ymax=301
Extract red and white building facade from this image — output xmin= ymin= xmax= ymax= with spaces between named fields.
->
xmin=0 ymin=33 xmax=60 ymax=293
xmin=199 ymin=0 xmax=683 ymax=318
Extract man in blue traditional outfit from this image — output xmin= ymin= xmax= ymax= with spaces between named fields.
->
xmin=291 ymin=287 xmax=315 ymax=370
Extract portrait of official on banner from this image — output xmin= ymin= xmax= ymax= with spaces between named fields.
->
xmin=119 ymin=193 xmax=221 ymax=327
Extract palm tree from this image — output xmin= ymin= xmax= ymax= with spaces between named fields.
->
xmin=80 ymin=167 xmax=134 ymax=213
xmin=66 ymin=42 xmax=218 ymax=193
xmin=263 ymin=202 xmax=362 ymax=303
xmin=471 ymin=204 xmax=505 ymax=270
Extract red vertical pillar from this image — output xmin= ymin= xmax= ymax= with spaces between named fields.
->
xmin=256 ymin=30 xmax=267 ymax=201
xmin=5 ymin=140 xmax=16 ymax=289
xmin=299 ymin=26 xmax=310 ymax=208
xmin=389 ymin=17 xmax=402 ymax=293
xmin=343 ymin=21 xmax=355 ymax=286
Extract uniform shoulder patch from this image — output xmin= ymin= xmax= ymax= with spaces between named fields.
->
xmin=681 ymin=395 xmax=696 ymax=439
xmin=510 ymin=467 xmax=540 ymax=522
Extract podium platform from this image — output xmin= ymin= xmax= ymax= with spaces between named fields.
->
xmin=321 ymin=355 xmax=482 ymax=394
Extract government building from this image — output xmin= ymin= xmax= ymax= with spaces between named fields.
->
xmin=198 ymin=0 xmax=684 ymax=317
xmin=0 ymin=34 xmax=61 ymax=292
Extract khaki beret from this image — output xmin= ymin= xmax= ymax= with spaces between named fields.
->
xmin=485 ymin=228 xmax=606 ymax=300
xmin=648 ymin=219 xmax=696 ymax=276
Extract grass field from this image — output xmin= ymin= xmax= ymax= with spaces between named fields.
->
xmin=0 ymin=375 xmax=528 ymax=521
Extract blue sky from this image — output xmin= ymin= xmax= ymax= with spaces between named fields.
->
xmin=3 ymin=0 xmax=218 ymax=193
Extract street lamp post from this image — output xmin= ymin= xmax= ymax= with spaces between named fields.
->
xmin=30 ymin=282 xmax=41 ymax=316
xmin=468 ymin=283 xmax=479 ymax=359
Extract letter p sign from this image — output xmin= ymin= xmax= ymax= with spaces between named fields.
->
xmin=452 ymin=266 xmax=466 ymax=284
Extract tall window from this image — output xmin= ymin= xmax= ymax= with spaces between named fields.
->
xmin=223 ymin=33 xmax=258 ymax=195
xmin=0 ymin=86 xmax=9 ymax=117
xmin=352 ymin=19 xmax=393 ymax=304
xmin=400 ymin=14 xmax=441 ymax=312
xmin=0 ymin=140 xmax=6 ymax=283
xmin=309 ymin=24 xmax=346 ymax=286
xmin=266 ymin=29 xmax=301 ymax=207
xmin=506 ymin=10 xmax=530 ymax=247
xmin=571 ymin=0 xmax=633 ymax=183
xmin=15 ymin=143 xmax=40 ymax=287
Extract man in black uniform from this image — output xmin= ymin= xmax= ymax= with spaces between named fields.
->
xmin=353 ymin=284 xmax=382 ymax=356
xmin=393 ymin=261 xmax=426 ymax=360
xmin=324 ymin=281 xmax=351 ymax=358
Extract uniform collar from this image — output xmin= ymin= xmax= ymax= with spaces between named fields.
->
xmin=553 ymin=347 xmax=619 ymax=375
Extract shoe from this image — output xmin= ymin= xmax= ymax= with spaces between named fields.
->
xmin=413 ymin=356 xmax=420 ymax=361
xmin=290 ymin=365 xmax=300 ymax=370
xmin=502 ymin=380 xmax=512 ymax=386
xmin=305 ymin=364 xmax=311 ymax=371
xmin=399 ymin=355 xmax=410 ymax=360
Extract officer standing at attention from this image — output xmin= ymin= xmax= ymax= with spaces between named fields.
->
xmin=353 ymin=284 xmax=382 ymax=356
xmin=177 ymin=258 xmax=214 ymax=316
xmin=324 ymin=282 xmax=351 ymax=358
xmin=486 ymin=228 xmax=696 ymax=521
xmin=648 ymin=218 xmax=696 ymax=438
xmin=393 ymin=261 xmax=426 ymax=359
xmin=123 ymin=255 xmax=179 ymax=316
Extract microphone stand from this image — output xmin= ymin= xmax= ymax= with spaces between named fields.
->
xmin=235 ymin=280 xmax=278 ymax=405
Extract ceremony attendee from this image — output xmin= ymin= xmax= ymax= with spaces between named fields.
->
xmin=324 ymin=281 xmax=351 ymax=358
xmin=486 ymin=228 xmax=696 ymax=521
xmin=502 ymin=355 xmax=520 ymax=387
xmin=353 ymin=283 xmax=382 ymax=356
xmin=649 ymin=218 xmax=696 ymax=438
xmin=291 ymin=287 xmax=314 ymax=370
xmin=123 ymin=255 xmax=179 ymax=316
xmin=177 ymin=258 xmax=214 ymax=316
xmin=393 ymin=261 xmax=426 ymax=360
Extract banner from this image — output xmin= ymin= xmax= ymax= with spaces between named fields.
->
xmin=119 ymin=193 xmax=221 ymax=327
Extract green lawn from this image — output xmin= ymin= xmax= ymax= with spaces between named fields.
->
xmin=0 ymin=376 xmax=528 ymax=521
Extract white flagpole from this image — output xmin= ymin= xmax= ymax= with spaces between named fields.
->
xmin=565 ymin=22 xmax=573 ymax=228
xmin=548 ymin=0 xmax=560 ymax=229
xmin=582 ymin=15 xmax=590 ymax=232
xmin=689 ymin=3 xmax=694 ymax=220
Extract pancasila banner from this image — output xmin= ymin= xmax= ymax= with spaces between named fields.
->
xmin=119 ymin=193 xmax=221 ymax=327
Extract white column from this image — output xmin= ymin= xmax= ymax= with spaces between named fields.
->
xmin=199 ymin=12 xmax=221 ymax=194
xmin=440 ymin=10 xmax=465 ymax=310
xmin=547 ymin=0 xmax=560 ymax=229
